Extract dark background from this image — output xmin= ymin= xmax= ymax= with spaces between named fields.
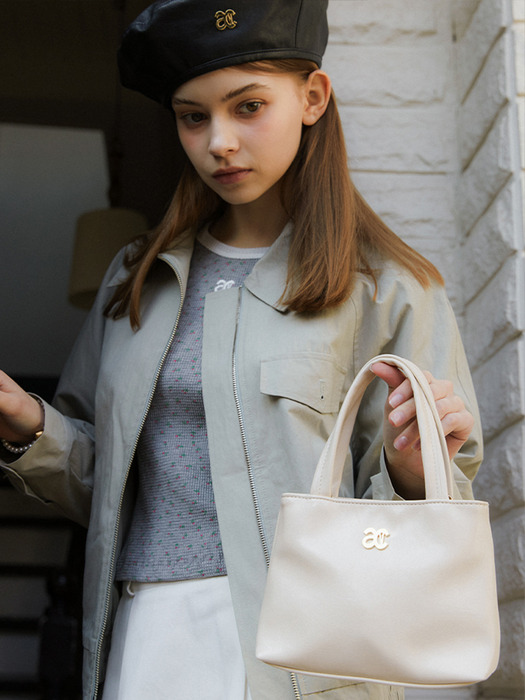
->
xmin=1 ymin=0 xmax=184 ymax=227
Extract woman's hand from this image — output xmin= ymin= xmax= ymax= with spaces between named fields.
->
xmin=370 ymin=361 xmax=474 ymax=499
xmin=0 ymin=371 xmax=44 ymax=444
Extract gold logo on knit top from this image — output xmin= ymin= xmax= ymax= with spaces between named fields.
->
xmin=362 ymin=528 xmax=390 ymax=550
xmin=215 ymin=9 xmax=237 ymax=30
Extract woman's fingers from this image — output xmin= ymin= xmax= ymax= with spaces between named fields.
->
xmin=389 ymin=391 xmax=464 ymax=436
xmin=369 ymin=362 xmax=406 ymax=393
xmin=0 ymin=370 xmax=44 ymax=442
xmin=370 ymin=363 xmax=474 ymax=461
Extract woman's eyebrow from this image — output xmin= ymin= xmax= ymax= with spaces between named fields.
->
xmin=171 ymin=96 xmax=201 ymax=106
xmin=222 ymin=82 xmax=270 ymax=101
xmin=172 ymin=82 xmax=270 ymax=107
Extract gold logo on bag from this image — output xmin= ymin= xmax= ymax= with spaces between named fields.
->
xmin=215 ymin=9 xmax=237 ymax=30
xmin=362 ymin=528 xmax=390 ymax=550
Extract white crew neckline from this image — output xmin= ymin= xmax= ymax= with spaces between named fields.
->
xmin=197 ymin=227 xmax=270 ymax=260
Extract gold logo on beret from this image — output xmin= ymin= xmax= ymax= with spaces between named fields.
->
xmin=215 ymin=9 xmax=237 ymax=31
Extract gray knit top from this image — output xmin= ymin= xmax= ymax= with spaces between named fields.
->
xmin=116 ymin=230 xmax=268 ymax=582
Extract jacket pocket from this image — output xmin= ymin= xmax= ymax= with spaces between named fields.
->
xmin=260 ymin=353 xmax=346 ymax=414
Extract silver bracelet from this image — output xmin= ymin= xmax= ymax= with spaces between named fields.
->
xmin=1 ymin=396 xmax=45 ymax=454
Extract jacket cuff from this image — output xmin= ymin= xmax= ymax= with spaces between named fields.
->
xmin=0 ymin=399 xmax=71 ymax=501
xmin=370 ymin=448 xmax=405 ymax=501
xmin=370 ymin=447 xmax=475 ymax=501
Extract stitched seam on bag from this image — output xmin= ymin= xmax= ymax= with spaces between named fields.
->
xmin=281 ymin=496 xmax=488 ymax=508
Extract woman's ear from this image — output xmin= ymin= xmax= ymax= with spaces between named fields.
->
xmin=302 ymin=70 xmax=332 ymax=126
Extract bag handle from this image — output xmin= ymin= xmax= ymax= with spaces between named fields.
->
xmin=310 ymin=354 xmax=455 ymax=500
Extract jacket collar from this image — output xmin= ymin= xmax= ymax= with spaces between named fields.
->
xmin=159 ymin=223 xmax=292 ymax=313
xmin=243 ymin=222 xmax=291 ymax=313
xmin=158 ymin=230 xmax=195 ymax=298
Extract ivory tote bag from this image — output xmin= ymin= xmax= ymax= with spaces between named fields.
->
xmin=256 ymin=355 xmax=500 ymax=687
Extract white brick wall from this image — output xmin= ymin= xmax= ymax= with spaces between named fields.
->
xmin=326 ymin=1 xmax=525 ymax=698
xmin=326 ymin=0 xmax=463 ymax=307
xmin=455 ymin=1 xmax=525 ymax=694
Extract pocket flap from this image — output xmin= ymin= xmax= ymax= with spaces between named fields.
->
xmin=260 ymin=354 xmax=346 ymax=414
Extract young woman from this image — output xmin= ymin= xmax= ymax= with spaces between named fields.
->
xmin=0 ymin=1 xmax=481 ymax=699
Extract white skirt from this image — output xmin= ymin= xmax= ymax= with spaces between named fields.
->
xmin=102 ymin=576 xmax=252 ymax=700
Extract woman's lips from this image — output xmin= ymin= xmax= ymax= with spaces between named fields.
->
xmin=212 ymin=168 xmax=251 ymax=185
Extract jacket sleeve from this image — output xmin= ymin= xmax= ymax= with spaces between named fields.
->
xmin=0 ymin=249 xmax=129 ymax=527
xmin=346 ymin=268 xmax=482 ymax=502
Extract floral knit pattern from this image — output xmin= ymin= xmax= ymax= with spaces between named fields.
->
xmin=116 ymin=236 xmax=264 ymax=582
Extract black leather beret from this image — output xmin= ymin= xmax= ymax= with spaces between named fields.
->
xmin=118 ymin=0 xmax=329 ymax=106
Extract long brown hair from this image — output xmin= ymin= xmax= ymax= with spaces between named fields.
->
xmin=105 ymin=59 xmax=442 ymax=328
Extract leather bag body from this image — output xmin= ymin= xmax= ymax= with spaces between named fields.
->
xmin=256 ymin=355 xmax=500 ymax=687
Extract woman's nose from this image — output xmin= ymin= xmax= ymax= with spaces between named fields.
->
xmin=208 ymin=119 xmax=239 ymax=157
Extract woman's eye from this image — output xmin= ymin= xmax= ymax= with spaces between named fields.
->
xmin=181 ymin=112 xmax=206 ymax=125
xmin=239 ymin=101 xmax=262 ymax=114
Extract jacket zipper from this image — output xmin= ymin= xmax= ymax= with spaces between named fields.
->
xmin=91 ymin=263 xmax=185 ymax=699
xmin=231 ymin=288 xmax=302 ymax=700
